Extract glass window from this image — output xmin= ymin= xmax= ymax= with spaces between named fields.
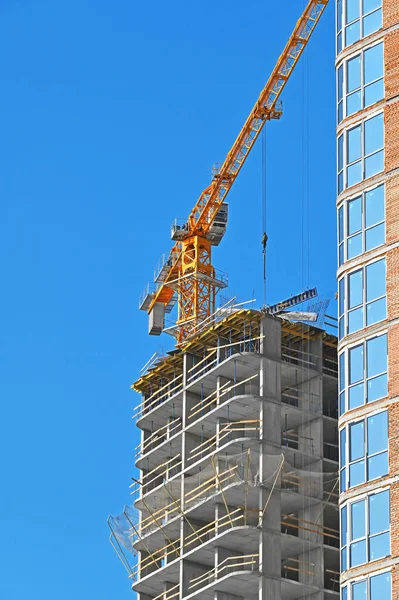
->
xmin=339 ymin=352 xmax=346 ymax=415
xmin=370 ymin=571 xmax=391 ymax=598
xmin=349 ymin=344 xmax=363 ymax=384
xmin=339 ymin=42 xmax=383 ymax=122
xmin=341 ymin=490 xmax=390 ymax=571
xmin=365 ymin=113 xmax=384 ymax=155
xmin=364 ymin=44 xmax=383 ymax=85
xmin=350 ymin=421 xmax=365 ymax=461
xmin=339 ymin=185 xmax=385 ymax=264
xmin=352 ymin=581 xmax=367 ymax=599
xmin=338 ymin=0 xmax=382 ymax=51
xmin=338 ymin=114 xmax=384 ymax=191
xmin=340 ymin=259 xmax=386 ymax=335
xmin=367 ymin=334 xmax=387 ymax=377
xmin=341 ymin=411 xmax=388 ymax=490
xmin=340 ymin=334 xmax=388 ymax=414
xmin=348 ymin=197 xmax=362 ymax=235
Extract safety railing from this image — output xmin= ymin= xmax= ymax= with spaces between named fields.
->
xmin=188 ymin=374 xmax=259 ymax=423
xmin=188 ymin=420 xmax=260 ymax=462
xmin=134 ymin=333 xmax=262 ymax=421
xmin=130 ymin=454 xmax=182 ymax=497
xmin=153 ymin=583 xmax=180 ymax=600
xmin=281 ymin=557 xmax=315 ymax=582
xmin=135 ymin=418 xmax=182 ymax=458
xmin=188 ymin=553 xmax=259 ymax=591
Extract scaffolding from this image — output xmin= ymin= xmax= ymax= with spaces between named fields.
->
xmin=109 ymin=310 xmax=339 ymax=599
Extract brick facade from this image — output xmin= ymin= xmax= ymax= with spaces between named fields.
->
xmin=383 ymin=0 xmax=399 ymax=29
xmin=385 ymin=29 xmax=399 ymax=99
xmin=385 ymin=175 xmax=399 ymax=245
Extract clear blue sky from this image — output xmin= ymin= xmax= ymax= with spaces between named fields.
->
xmin=0 ymin=1 xmax=335 ymax=598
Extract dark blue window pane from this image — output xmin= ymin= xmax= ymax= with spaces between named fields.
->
xmin=338 ymin=101 xmax=343 ymax=123
xmin=350 ymin=460 xmax=365 ymax=486
xmin=338 ymin=65 xmax=344 ymax=100
xmin=347 ymin=0 xmax=360 ymax=22
xmin=348 ymin=162 xmax=362 ymax=187
xmin=352 ymin=580 xmax=366 ymax=600
xmin=366 ymin=259 xmax=386 ymax=302
xmin=341 ymin=547 xmax=347 ymax=571
xmin=363 ymin=0 xmax=382 ymax=12
xmin=365 ymin=150 xmax=384 ymax=179
xmin=340 ymin=428 xmax=347 ymax=468
xmin=348 ymin=196 xmax=362 ymax=234
xmin=339 ymin=317 xmax=345 ymax=339
xmin=350 ymin=344 xmax=364 ymax=383
xmin=339 ymin=205 xmax=344 ymax=242
xmin=339 ymin=353 xmax=345 ymax=391
xmin=365 ymin=79 xmax=384 ymax=107
xmin=337 ymin=0 xmax=343 ymax=31
xmin=339 ymin=278 xmax=345 ymax=316
xmin=340 ymin=391 xmax=346 ymax=415
xmin=339 ymin=172 xmax=344 ymax=194
xmin=368 ymin=451 xmax=388 ymax=480
xmin=338 ymin=32 xmax=343 ymax=54
xmin=368 ymin=373 xmax=388 ymax=402
xmin=342 ymin=585 xmax=347 ymax=600
xmin=340 ymin=467 xmax=347 ymax=492
xmin=367 ymin=335 xmax=387 ymax=377
xmin=349 ymin=126 xmax=362 ymax=162
xmin=370 ymin=531 xmax=390 ymax=561
xmin=369 ymin=490 xmax=389 ymax=534
xmin=363 ymin=8 xmax=382 ymax=37
xmin=370 ymin=572 xmax=391 ymax=599
xmin=364 ymin=43 xmax=383 ymax=85
xmin=366 ymin=223 xmax=385 ymax=251
xmin=365 ymin=185 xmax=384 ymax=227
xmin=350 ymin=421 xmax=365 ymax=461
xmin=349 ymin=382 xmax=364 ymax=409
xmin=367 ymin=411 xmax=388 ymax=454
xmin=350 ymin=539 xmax=367 ymax=566
xmin=338 ymin=135 xmax=344 ymax=171
xmin=341 ymin=504 xmax=347 ymax=545
xmin=348 ymin=55 xmax=361 ymax=91
xmin=348 ymin=233 xmax=362 ymax=259
xmin=339 ymin=243 xmax=345 ymax=266
xmin=365 ymin=114 xmax=384 ymax=155
xmin=349 ymin=270 xmax=363 ymax=307
xmin=366 ymin=297 xmax=386 ymax=325
xmin=349 ymin=307 xmax=364 ymax=333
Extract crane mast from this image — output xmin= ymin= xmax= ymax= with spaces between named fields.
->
xmin=140 ymin=0 xmax=329 ymax=344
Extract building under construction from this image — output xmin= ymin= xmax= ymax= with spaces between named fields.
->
xmin=109 ymin=0 xmax=399 ymax=598
xmin=109 ymin=309 xmax=339 ymax=599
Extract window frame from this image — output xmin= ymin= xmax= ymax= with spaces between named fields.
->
xmin=340 ymin=489 xmax=391 ymax=572
xmin=339 ymin=410 xmax=389 ymax=492
xmin=338 ymin=332 xmax=388 ymax=416
xmin=337 ymin=112 xmax=384 ymax=194
xmin=338 ymin=257 xmax=387 ymax=338
xmin=337 ymin=40 xmax=384 ymax=124
xmin=336 ymin=0 xmax=383 ymax=53
xmin=340 ymin=568 xmax=392 ymax=599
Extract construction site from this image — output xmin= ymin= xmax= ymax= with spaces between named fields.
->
xmin=109 ymin=0 xmax=399 ymax=599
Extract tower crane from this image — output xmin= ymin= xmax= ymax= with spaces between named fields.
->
xmin=139 ymin=0 xmax=329 ymax=344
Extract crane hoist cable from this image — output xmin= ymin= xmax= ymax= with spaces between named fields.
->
xmin=140 ymin=0 xmax=329 ymax=345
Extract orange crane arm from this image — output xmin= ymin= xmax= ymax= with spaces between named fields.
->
xmin=147 ymin=0 xmax=329 ymax=330
xmin=189 ymin=0 xmax=329 ymax=235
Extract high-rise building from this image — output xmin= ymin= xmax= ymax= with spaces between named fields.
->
xmin=336 ymin=1 xmax=399 ymax=598
xmin=109 ymin=311 xmax=340 ymax=599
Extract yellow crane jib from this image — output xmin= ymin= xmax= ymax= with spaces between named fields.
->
xmin=139 ymin=0 xmax=329 ymax=344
